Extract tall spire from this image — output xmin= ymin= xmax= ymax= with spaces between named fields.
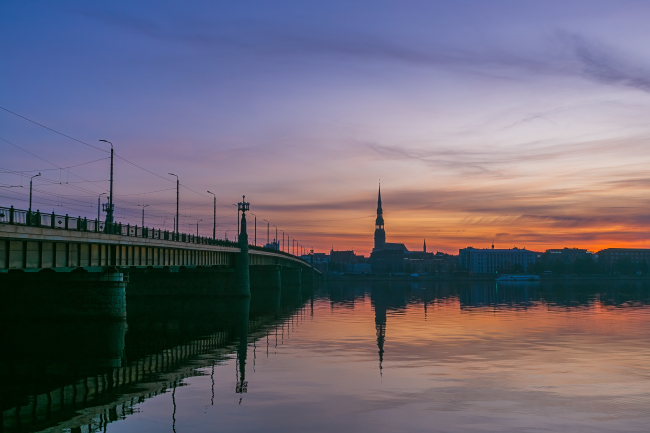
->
xmin=377 ymin=182 xmax=382 ymax=212
xmin=374 ymin=182 xmax=386 ymax=250
xmin=423 ymin=238 xmax=426 ymax=253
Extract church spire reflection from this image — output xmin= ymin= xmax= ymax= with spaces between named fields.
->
xmin=373 ymin=285 xmax=388 ymax=376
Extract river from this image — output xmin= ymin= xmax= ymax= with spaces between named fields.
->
xmin=3 ymin=279 xmax=650 ymax=432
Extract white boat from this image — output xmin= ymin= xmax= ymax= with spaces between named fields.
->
xmin=496 ymin=274 xmax=540 ymax=282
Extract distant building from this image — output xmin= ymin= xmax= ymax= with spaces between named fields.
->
xmin=545 ymin=248 xmax=592 ymax=264
xmin=459 ymin=246 xmax=537 ymax=274
xmin=597 ymin=248 xmax=650 ymax=271
xmin=328 ymin=249 xmax=370 ymax=273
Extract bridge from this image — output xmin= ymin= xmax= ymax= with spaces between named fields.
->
xmin=0 ymin=204 xmax=320 ymax=320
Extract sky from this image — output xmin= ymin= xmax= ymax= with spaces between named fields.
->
xmin=3 ymin=1 xmax=650 ymax=255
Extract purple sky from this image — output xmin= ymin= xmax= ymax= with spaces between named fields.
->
xmin=3 ymin=1 xmax=650 ymax=254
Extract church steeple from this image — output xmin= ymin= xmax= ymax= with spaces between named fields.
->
xmin=423 ymin=238 xmax=426 ymax=253
xmin=374 ymin=183 xmax=386 ymax=250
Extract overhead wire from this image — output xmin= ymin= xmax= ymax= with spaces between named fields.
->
xmin=1 ymin=107 xmax=241 ymax=230
xmin=0 ymin=106 xmax=109 ymax=153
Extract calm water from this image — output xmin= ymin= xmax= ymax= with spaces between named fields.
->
xmin=3 ymin=280 xmax=650 ymax=432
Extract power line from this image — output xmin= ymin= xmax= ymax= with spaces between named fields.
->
xmin=1 ymin=107 xmax=238 ymax=212
xmin=0 ymin=107 xmax=109 ymax=152
xmin=114 ymin=187 xmax=176 ymax=197
xmin=0 ymin=157 xmax=110 ymax=173
xmin=0 ymin=137 xmax=108 ymax=194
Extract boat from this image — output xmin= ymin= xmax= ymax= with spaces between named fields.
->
xmin=496 ymin=274 xmax=540 ymax=282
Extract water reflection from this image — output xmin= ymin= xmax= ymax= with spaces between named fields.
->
xmin=1 ymin=279 xmax=313 ymax=433
xmin=3 ymin=278 xmax=650 ymax=432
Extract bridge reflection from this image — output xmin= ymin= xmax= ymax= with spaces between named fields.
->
xmin=1 ymin=280 xmax=313 ymax=433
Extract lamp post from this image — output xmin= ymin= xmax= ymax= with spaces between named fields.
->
xmin=281 ymin=230 xmax=284 ymax=252
xmin=207 ymin=191 xmax=216 ymax=240
xmin=97 ymin=192 xmax=106 ymax=221
xmin=250 ymin=213 xmax=257 ymax=245
xmin=196 ymin=219 xmax=202 ymax=236
xmin=141 ymin=204 xmax=149 ymax=227
xmin=29 ymin=172 xmax=41 ymax=212
xmin=263 ymin=219 xmax=269 ymax=247
xmin=99 ymin=140 xmax=114 ymax=225
xmin=273 ymin=225 xmax=277 ymax=250
xmin=234 ymin=203 xmax=240 ymax=242
xmin=168 ymin=173 xmax=179 ymax=237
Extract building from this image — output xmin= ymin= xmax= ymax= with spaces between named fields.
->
xmin=459 ymin=246 xmax=537 ymax=274
xmin=597 ymin=248 xmax=650 ymax=273
xmin=369 ymin=185 xmax=410 ymax=274
xmin=372 ymin=185 xmax=408 ymax=253
xmin=544 ymin=248 xmax=593 ymax=264
xmin=327 ymin=249 xmax=370 ymax=273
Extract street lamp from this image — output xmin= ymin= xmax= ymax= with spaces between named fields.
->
xmin=196 ymin=219 xmax=202 ymax=236
xmin=168 ymin=173 xmax=179 ymax=236
xmin=263 ymin=219 xmax=269 ymax=247
xmin=141 ymin=204 xmax=149 ymax=227
xmin=207 ymin=191 xmax=217 ymax=240
xmin=29 ymin=172 xmax=41 ymax=212
xmin=281 ymin=230 xmax=284 ymax=252
xmin=99 ymin=140 xmax=114 ymax=225
xmin=98 ymin=192 xmax=106 ymax=221
xmin=250 ymin=213 xmax=257 ymax=246
xmin=273 ymin=225 xmax=278 ymax=250
xmin=233 ymin=203 xmax=240 ymax=242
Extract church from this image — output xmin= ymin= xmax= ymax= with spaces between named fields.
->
xmin=368 ymin=185 xmax=452 ymax=275
xmin=372 ymin=184 xmax=408 ymax=253
xmin=370 ymin=185 xmax=429 ymax=274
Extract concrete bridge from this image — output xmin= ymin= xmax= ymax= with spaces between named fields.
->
xmin=0 ymin=204 xmax=320 ymax=320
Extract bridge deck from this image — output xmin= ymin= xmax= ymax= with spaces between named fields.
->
xmin=0 ymin=223 xmax=316 ymax=272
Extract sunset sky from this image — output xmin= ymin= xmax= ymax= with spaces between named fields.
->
xmin=3 ymin=1 xmax=650 ymax=255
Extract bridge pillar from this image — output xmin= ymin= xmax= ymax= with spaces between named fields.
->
xmin=0 ymin=268 xmax=126 ymax=321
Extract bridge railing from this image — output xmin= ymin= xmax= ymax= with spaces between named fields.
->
xmin=0 ymin=205 xmax=310 ymax=264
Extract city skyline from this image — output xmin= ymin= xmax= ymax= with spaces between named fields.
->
xmin=3 ymin=1 xmax=650 ymax=255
